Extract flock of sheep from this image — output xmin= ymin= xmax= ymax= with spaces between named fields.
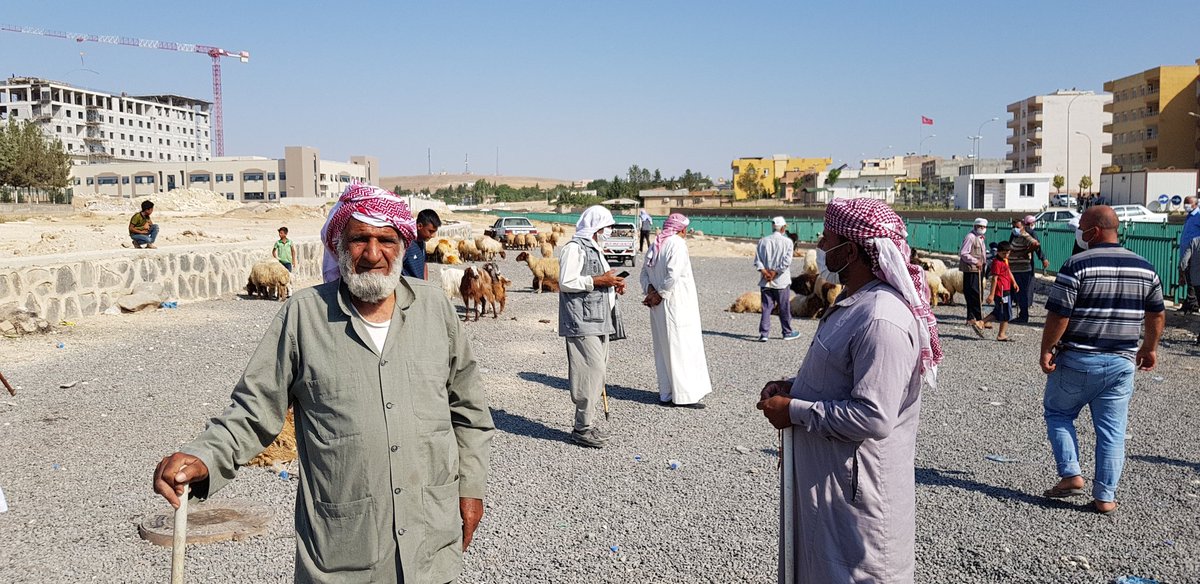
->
xmin=728 ymin=246 xmax=967 ymax=318
xmin=434 ymin=224 xmax=570 ymax=321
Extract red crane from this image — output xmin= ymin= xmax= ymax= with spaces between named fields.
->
xmin=1 ymin=24 xmax=249 ymax=156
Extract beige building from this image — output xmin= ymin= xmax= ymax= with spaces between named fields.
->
xmin=69 ymin=146 xmax=379 ymax=201
xmin=1103 ymin=59 xmax=1200 ymax=172
xmin=0 ymin=76 xmax=211 ymax=164
xmin=1007 ymin=90 xmax=1112 ymax=193
xmin=637 ymin=188 xmax=731 ymax=215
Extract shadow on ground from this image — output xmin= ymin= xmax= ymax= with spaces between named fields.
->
xmin=916 ymin=467 xmax=1077 ymax=510
xmin=489 ymin=407 xmax=571 ymax=444
xmin=1129 ymin=454 xmax=1200 ymax=473
xmin=517 ymin=371 xmax=660 ymax=405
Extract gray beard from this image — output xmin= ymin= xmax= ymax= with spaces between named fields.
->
xmin=337 ymin=243 xmax=400 ymax=303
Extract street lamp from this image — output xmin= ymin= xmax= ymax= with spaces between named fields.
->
xmin=1075 ymin=131 xmax=1093 ymax=197
xmin=919 ymin=134 xmax=936 ymax=155
xmin=975 ymin=117 xmax=1000 ymax=162
xmin=1066 ymin=93 xmax=1085 ymax=195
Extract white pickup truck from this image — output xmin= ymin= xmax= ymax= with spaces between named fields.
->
xmin=601 ymin=222 xmax=637 ymax=267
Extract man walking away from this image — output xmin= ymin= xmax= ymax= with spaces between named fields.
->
xmin=757 ymin=197 xmax=940 ymax=583
xmin=559 ymin=205 xmax=626 ymax=448
xmin=1009 ymin=217 xmax=1047 ymax=323
xmin=638 ymin=209 xmax=654 ymax=253
xmin=1039 ymin=205 xmax=1163 ymax=514
xmin=1182 ymin=233 xmax=1200 ymax=343
xmin=959 ymin=218 xmax=988 ymax=336
xmin=403 ymin=209 xmax=441 ymax=279
xmin=129 ymin=200 xmax=159 ymax=249
xmin=1177 ymin=196 xmax=1200 ymax=313
xmin=755 ymin=217 xmax=799 ymax=342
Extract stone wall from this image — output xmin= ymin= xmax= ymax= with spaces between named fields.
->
xmin=0 ymin=239 xmax=323 ymax=322
xmin=0 ymin=220 xmax=479 ymax=322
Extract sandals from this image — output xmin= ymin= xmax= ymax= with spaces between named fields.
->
xmin=996 ymin=337 xmax=1014 ymax=342
xmin=1043 ymin=486 xmax=1087 ymax=499
xmin=970 ymin=321 xmax=986 ymax=338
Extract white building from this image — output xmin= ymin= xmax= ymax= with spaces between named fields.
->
xmin=1007 ymin=90 xmax=1111 ymax=194
xmin=69 ymin=146 xmax=379 ymax=201
xmin=0 ymin=76 xmax=211 ymax=165
xmin=954 ymin=172 xmax=1052 ymax=211
xmin=799 ymin=167 xmax=907 ymax=205
xmin=1099 ymin=170 xmax=1199 ymax=210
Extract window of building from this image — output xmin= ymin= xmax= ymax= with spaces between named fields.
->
xmin=216 ymin=174 xmax=224 ymax=183
xmin=225 ymin=173 xmax=233 ymax=182
xmin=268 ymin=192 xmax=277 ymax=200
xmin=226 ymin=193 xmax=235 ymax=201
xmin=55 ymin=125 xmax=61 ymax=132
xmin=97 ymin=176 xmax=118 ymax=185
xmin=244 ymin=172 xmax=264 ymax=181
xmin=122 ymin=176 xmax=130 ymax=184
xmin=244 ymin=192 xmax=265 ymax=200
xmin=279 ymin=171 xmax=286 ymax=181
xmin=121 ymin=149 xmax=126 ymax=155
xmin=267 ymin=172 xmax=276 ymax=181
xmin=1019 ymin=184 xmax=1034 ymax=198
xmin=157 ymin=124 xmax=162 ymax=130
xmin=86 ymin=177 xmax=93 ymax=185
xmin=189 ymin=173 xmax=210 ymax=183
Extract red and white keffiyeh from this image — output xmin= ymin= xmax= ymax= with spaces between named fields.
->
xmin=824 ymin=198 xmax=942 ymax=387
xmin=646 ymin=213 xmax=689 ymax=267
xmin=322 ymin=183 xmax=416 ymax=256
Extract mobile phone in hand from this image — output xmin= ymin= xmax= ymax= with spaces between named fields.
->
xmin=616 ymin=271 xmax=630 ymax=278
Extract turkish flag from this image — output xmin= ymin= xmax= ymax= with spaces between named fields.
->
xmin=921 ymin=116 xmax=934 ymax=125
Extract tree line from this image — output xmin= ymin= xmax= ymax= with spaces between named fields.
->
xmin=0 ymin=120 xmax=72 ymax=203
xmin=585 ymin=165 xmax=713 ymax=200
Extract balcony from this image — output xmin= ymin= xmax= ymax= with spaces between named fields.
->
xmin=1103 ymin=122 xmax=1114 ymax=133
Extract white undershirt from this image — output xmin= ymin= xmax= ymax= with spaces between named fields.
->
xmin=351 ymin=304 xmax=391 ymax=353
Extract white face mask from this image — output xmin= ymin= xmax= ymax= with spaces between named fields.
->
xmin=599 ymin=227 xmax=612 ymax=239
xmin=1011 ymin=228 xmax=1022 ymax=237
xmin=1075 ymin=228 xmax=1091 ymax=250
xmin=975 ymin=227 xmax=986 ymax=236
xmin=1186 ymin=204 xmax=1195 ymax=213
xmin=816 ymin=241 xmax=851 ymax=285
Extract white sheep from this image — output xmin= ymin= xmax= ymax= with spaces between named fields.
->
xmin=515 ymin=251 xmax=559 ymax=293
xmin=247 ymin=260 xmax=291 ymax=301
xmin=926 ymin=271 xmax=946 ymax=307
xmin=924 ymin=258 xmax=948 ymax=276
xmin=440 ymin=267 xmax=465 ymax=300
xmin=803 ymin=248 xmax=818 ymax=275
xmin=476 ymin=235 xmax=506 ymax=260
xmin=940 ymin=268 xmax=965 ymax=306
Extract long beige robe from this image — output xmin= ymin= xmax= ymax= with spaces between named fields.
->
xmin=781 ymin=280 xmax=922 ymax=583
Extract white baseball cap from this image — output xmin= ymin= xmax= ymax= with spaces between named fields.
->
xmin=771 ymin=216 xmax=787 ymax=227
xmin=973 ymin=218 xmax=988 ymax=227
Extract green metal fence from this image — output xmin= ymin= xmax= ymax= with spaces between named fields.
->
xmin=486 ymin=211 xmax=1188 ymax=302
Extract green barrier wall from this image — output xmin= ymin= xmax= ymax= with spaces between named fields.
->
xmin=485 ymin=211 xmax=1188 ymax=301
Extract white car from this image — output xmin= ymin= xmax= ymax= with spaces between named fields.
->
xmin=1051 ymin=194 xmax=1077 ymax=207
xmin=1111 ymin=204 xmax=1168 ymax=223
xmin=1034 ymin=209 xmax=1080 ymax=224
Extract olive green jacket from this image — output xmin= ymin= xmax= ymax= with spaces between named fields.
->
xmin=181 ymin=277 xmax=493 ymax=583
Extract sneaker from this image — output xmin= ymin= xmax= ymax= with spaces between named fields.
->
xmin=145 ymin=243 xmax=157 ymax=249
xmin=570 ymin=429 xmax=606 ymax=448
xmin=782 ymin=331 xmax=801 ymax=341
xmin=757 ymin=336 xmax=769 ymax=342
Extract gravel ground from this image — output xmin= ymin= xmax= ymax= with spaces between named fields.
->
xmin=2 ymin=254 xmax=1199 ymax=583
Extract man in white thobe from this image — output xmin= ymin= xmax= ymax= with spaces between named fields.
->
xmin=640 ymin=213 xmax=712 ymax=408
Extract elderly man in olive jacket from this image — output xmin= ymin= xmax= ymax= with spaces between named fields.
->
xmin=153 ymin=184 xmax=494 ymax=584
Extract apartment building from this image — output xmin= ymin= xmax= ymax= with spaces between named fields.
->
xmin=1007 ymin=90 xmax=1111 ymax=194
xmin=69 ymin=146 xmax=379 ymax=201
xmin=0 ymin=76 xmax=211 ymax=164
xmin=730 ymin=155 xmax=831 ymax=199
xmin=1102 ymin=59 xmax=1200 ymax=172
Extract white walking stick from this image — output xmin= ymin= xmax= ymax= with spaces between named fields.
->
xmin=171 ymin=484 xmax=189 ymax=584
xmin=781 ymin=427 xmax=795 ymax=583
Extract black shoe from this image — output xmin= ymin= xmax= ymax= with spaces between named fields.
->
xmin=658 ymin=400 xmax=675 ymax=407
xmin=677 ymin=402 xmax=706 ymax=410
xmin=570 ymin=429 xmax=606 ymax=448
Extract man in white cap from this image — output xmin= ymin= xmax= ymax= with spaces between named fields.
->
xmin=754 ymin=216 xmax=799 ymax=342
xmin=959 ymin=218 xmax=989 ymax=336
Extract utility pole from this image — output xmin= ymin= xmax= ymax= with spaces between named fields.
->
xmin=427 ymin=147 xmax=431 ymax=175
xmin=495 ymin=146 xmax=499 ymax=176
xmin=464 ymin=153 xmax=469 ymax=175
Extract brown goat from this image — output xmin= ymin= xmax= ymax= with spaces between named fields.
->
xmin=459 ymin=267 xmax=496 ymax=321
xmin=481 ymin=262 xmax=510 ymax=317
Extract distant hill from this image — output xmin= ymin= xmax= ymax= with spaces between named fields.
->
xmin=382 ymin=174 xmax=580 ymax=192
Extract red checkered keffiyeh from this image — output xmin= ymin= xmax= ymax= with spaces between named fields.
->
xmin=322 ymin=183 xmax=417 ymax=258
xmin=646 ymin=213 xmax=689 ymax=267
xmin=824 ymin=198 xmax=943 ymax=387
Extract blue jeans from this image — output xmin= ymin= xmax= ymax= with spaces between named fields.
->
xmin=759 ymin=287 xmax=792 ymax=337
xmin=131 ymin=224 xmax=159 ymax=246
xmin=1012 ymin=269 xmax=1034 ymax=317
xmin=1043 ymin=350 xmax=1135 ymax=502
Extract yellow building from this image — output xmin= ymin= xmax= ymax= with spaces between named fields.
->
xmin=730 ymin=155 xmax=832 ymax=200
xmin=1102 ymin=58 xmax=1200 ymax=171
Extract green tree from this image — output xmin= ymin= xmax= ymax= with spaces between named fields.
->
xmin=1078 ymin=175 xmax=1092 ymax=194
xmin=1052 ymin=174 xmax=1065 ymax=194
xmin=736 ymin=163 xmax=763 ymax=198
xmin=825 ymin=168 xmax=842 ymax=187
xmin=0 ymin=119 xmax=71 ymax=202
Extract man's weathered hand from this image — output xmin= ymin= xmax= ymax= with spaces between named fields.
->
xmin=1042 ymin=259 xmax=1050 ymax=270
xmin=759 ymin=379 xmax=792 ymax=401
xmin=756 ymin=395 xmax=793 ymax=429
xmin=1136 ymin=346 xmax=1157 ymax=371
xmin=643 ymin=290 xmax=662 ymax=307
xmin=592 ymin=270 xmax=622 ymax=289
xmin=153 ymin=452 xmax=209 ymax=509
xmin=460 ymin=497 xmax=484 ymax=552
xmin=1039 ymin=351 xmax=1056 ymax=374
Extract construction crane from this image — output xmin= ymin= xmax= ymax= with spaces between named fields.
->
xmin=0 ymin=24 xmax=248 ymax=156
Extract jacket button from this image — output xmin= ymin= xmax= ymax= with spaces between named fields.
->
xmin=381 ymin=360 xmax=388 ymax=366
xmin=394 ymin=487 xmax=402 ymax=495
xmin=385 ymin=402 xmax=394 ymax=409
xmin=390 ymin=445 xmax=398 ymax=452
xmin=396 ymin=528 xmax=406 ymax=536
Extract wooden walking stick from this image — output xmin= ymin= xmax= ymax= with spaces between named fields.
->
xmin=171 ymin=484 xmax=189 ymax=584
xmin=602 ymin=385 xmax=610 ymax=421
xmin=0 ymin=370 xmax=15 ymax=396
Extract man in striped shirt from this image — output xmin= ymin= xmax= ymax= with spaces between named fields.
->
xmin=1038 ymin=205 xmax=1164 ymax=514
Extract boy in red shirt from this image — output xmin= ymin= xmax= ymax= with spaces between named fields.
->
xmin=979 ymin=241 xmax=1018 ymax=341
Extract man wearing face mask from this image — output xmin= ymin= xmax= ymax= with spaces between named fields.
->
xmin=1039 ymin=205 xmax=1164 ymax=514
xmin=754 ymin=217 xmax=800 ymax=342
xmin=559 ymin=205 xmax=627 ymax=448
xmin=757 ymin=197 xmax=941 ymax=582
xmin=1008 ymin=218 xmax=1047 ymax=324
xmin=959 ymin=218 xmax=989 ymax=336
xmin=1177 ymin=196 xmax=1200 ymax=313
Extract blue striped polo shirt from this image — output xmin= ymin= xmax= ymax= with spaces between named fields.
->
xmin=1046 ymin=243 xmax=1164 ymax=357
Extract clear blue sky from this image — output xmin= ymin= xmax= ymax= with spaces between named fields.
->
xmin=3 ymin=1 xmax=1197 ymax=181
